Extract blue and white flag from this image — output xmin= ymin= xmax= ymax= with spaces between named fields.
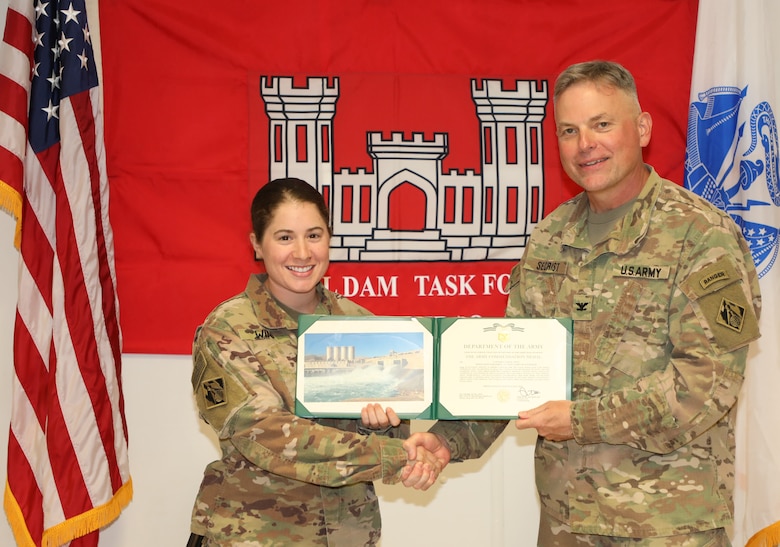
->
xmin=685 ymin=1 xmax=780 ymax=545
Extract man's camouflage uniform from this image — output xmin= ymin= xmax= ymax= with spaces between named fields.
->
xmin=502 ymin=167 xmax=761 ymax=538
xmin=189 ymin=274 xmax=410 ymax=546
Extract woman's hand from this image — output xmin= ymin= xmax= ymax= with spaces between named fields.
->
xmin=360 ymin=403 xmax=401 ymax=430
xmin=400 ymin=446 xmax=443 ymax=491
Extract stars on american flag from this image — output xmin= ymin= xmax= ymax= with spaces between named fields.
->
xmin=29 ymin=0 xmax=97 ymax=151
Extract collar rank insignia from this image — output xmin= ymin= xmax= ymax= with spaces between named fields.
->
xmin=201 ymin=377 xmax=227 ymax=409
xmin=572 ymin=295 xmax=593 ymax=320
xmin=717 ymin=297 xmax=746 ymax=333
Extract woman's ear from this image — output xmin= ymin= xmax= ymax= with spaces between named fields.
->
xmin=249 ymin=232 xmax=262 ymax=261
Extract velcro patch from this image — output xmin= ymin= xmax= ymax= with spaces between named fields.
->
xmin=525 ymin=258 xmax=568 ymax=274
xmin=192 ymin=348 xmax=251 ymax=431
xmin=684 ymin=256 xmax=740 ymax=298
xmin=237 ymin=327 xmax=273 ymax=341
xmin=717 ymin=297 xmax=747 ymax=333
xmin=612 ymin=264 xmax=671 ymax=280
xmin=572 ymin=295 xmax=593 ymax=320
xmin=682 ymin=257 xmax=759 ymax=352
xmin=700 ymin=269 xmax=730 ymax=291
xmin=201 ymin=377 xmax=227 ymax=409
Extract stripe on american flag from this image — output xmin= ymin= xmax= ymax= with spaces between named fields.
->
xmin=0 ymin=0 xmax=132 ymax=545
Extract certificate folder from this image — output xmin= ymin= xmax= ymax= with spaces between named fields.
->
xmin=295 ymin=315 xmax=572 ymax=420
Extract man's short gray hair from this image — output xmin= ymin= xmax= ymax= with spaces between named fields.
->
xmin=553 ymin=60 xmax=640 ymax=108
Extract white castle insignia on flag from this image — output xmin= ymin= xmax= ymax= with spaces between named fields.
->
xmin=686 ymin=86 xmax=780 ymax=278
xmin=260 ymin=76 xmax=548 ymax=262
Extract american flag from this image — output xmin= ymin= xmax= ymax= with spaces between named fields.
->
xmin=0 ymin=0 xmax=132 ymax=545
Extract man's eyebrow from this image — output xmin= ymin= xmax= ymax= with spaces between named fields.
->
xmin=556 ymin=112 xmax=611 ymax=127
xmin=589 ymin=112 xmax=611 ymax=122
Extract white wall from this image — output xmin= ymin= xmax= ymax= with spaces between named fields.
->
xmin=0 ymin=0 xmax=541 ymax=543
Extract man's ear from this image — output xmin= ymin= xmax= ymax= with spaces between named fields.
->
xmin=638 ymin=111 xmax=653 ymax=147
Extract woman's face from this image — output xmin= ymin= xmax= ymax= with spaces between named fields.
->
xmin=250 ymin=199 xmax=330 ymax=313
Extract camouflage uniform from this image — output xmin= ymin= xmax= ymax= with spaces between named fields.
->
xmin=426 ymin=420 xmax=508 ymax=464
xmin=504 ymin=167 xmax=761 ymax=539
xmin=189 ymin=274 xmax=411 ymax=546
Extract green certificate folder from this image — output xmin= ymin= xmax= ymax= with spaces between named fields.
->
xmin=295 ymin=315 xmax=572 ymax=420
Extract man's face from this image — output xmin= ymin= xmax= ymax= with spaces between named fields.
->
xmin=554 ymin=80 xmax=652 ymax=212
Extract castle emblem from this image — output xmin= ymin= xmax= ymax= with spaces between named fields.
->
xmin=260 ymin=76 xmax=548 ymax=262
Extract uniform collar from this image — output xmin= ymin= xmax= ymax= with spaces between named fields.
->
xmin=245 ymin=273 xmax=329 ymax=330
xmin=561 ymin=166 xmax=662 ymax=256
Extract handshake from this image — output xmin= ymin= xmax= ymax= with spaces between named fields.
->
xmin=360 ymin=403 xmax=451 ymax=492
xmin=360 ymin=397 xmax=575 ymax=491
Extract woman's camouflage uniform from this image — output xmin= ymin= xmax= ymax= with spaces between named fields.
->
xmin=189 ymin=274 xmax=410 ymax=546
xmin=505 ymin=168 xmax=761 ymax=538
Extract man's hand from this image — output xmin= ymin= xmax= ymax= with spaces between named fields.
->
xmin=515 ymin=400 xmax=574 ymax=442
xmin=399 ymin=432 xmax=452 ymax=490
xmin=402 ymin=432 xmax=451 ymax=472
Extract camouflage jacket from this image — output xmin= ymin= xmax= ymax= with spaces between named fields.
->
xmin=426 ymin=419 xmax=508 ymax=464
xmin=190 ymin=274 xmax=410 ymax=546
xmin=506 ymin=168 xmax=761 ymax=538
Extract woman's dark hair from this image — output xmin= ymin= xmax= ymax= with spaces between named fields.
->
xmin=250 ymin=178 xmax=331 ymax=239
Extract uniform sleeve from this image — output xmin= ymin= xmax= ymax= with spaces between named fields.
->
xmin=191 ymin=319 xmax=410 ymax=487
xmin=354 ymin=420 xmax=411 ymax=439
xmin=427 ymin=420 xmax=508 ymax=461
xmin=572 ymin=221 xmax=762 ymax=454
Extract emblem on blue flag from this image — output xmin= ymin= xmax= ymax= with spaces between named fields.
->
xmin=685 ymin=86 xmax=780 ymax=278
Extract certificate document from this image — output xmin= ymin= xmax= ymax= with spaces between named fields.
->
xmin=436 ymin=317 xmax=572 ymax=419
xmin=295 ymin=315 xmax=572 ymax=420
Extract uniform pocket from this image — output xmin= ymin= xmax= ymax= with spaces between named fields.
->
xmin=594 ymin=278 xmax=672 ymax=379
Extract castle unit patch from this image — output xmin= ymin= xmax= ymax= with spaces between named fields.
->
xmin=201 ymin=377 xmax=227 ymax=409
xmin=717 ymin=297 xmax=746 ymax=333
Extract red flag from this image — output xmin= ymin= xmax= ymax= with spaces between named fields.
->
xmin=0 ymin=0 xmax=132 ymax=545
xmin=98 ymin=0 xmax=699 ymax=354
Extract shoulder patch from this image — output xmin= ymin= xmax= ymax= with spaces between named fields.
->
xmin=683 ymin=256 xmax=740 ymax=298
xmin=201 ymin=377 xmax=228 ymax=409
xmin=192 ymin=348 xmax=252 ymax=431
xmin=717 ymin=297 xmax=748 ymax=333
xmin=681 ymin=256 xmax=760 ymax=352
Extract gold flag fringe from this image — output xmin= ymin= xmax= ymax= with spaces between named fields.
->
xmin=746 ymin=520 xmax=780 ymax=547
xmin=5 ymin=478 xmax=133 ymax=547
xmin=4 ymin=481 xmax=35 ymax=547
xmin=0 ymin=179 xmax=22 ymax=249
